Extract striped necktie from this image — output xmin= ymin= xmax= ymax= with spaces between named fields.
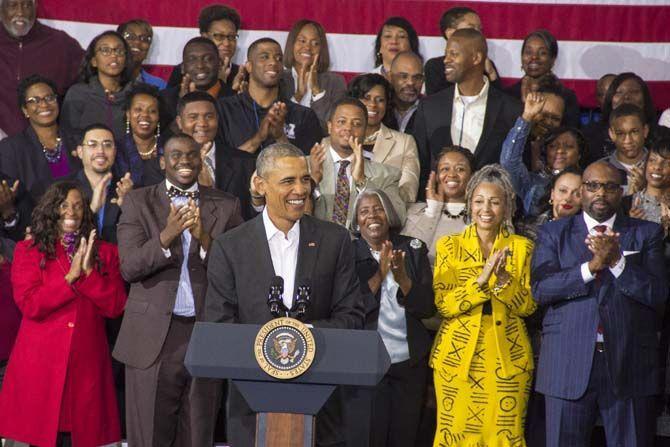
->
xmin=332 ymin=160 xmax=350 ymax=226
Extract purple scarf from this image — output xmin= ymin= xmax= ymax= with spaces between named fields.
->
xmin=61 ymin=232 xmax=79 ymax=259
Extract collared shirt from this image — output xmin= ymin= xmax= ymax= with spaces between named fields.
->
xmin=263 ymin=208 xmax=300 ymax=311
xmin=329 ymin=146 xmax=355 ymax=190
xmin=580 ymin=212 xmax=626 ymax=284
xmin=162 ymin=179 xmax=204 ymax=317
xmin=393 ymin=100 xmax=419 ymax=133
xmin=291 ymin=67 xmax=326 ymax=107
xmin=451 ymin=77 xmax=490 ymax=153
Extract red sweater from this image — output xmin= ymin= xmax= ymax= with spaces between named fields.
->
xmin=0 ymin=261 xmax=19 ymax=361
xmin=0 ymin=21 xmax=83 ymax=136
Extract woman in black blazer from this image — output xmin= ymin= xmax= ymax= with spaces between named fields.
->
xmin=348 ymin=188 xmax=435 ymax=447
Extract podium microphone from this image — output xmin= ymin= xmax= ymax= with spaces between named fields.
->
xmin=267 ymin=276 xmax=286 ymax=318
xmin=292 ymin=281 xmax=312 ymax=321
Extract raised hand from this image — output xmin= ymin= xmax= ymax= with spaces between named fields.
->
xmin=81 ymin=229 xmax=97 ymax=274
xmin=493 ymin=247 xmax=511 ymax=286
xmin=90 ymin=173 xmax=113 ymax=213
xmin=349 ymin=136 xmax=365 ymax=186
xmin=218 ymin=56 xmax=232 ymax=83
xmin=425 ymin=171 xmax=444 ymax=203
xmin=111 ymin=173 xmax=133 ymax=207
xmin=160 ymin=203 xmax=194 ymax=249
xmin=627 ymin=165 xmax=645 ymax=195
xmin=308 ymin=143 xmax=326 ymax=184
xmin=179 ymin=73 xmax=196 ymax=98
xmin=477 ymin=248 xmax=507 ymax=288
xmin=65 ymin=236 xmax=87 ymax=284
xmin=629 ymin=195 xmax=646 ymax=220
xmin=0 ymin=179 xmax=19 ymax=220
xmin=187 ymin=199 xmax=212 ymax=252
xmin=308 ymin=53 xmax=322 ymax=96
xmin=232 ymin=65 xmax=248 ymax=94
xmin=378 ymin=240 xmax=394 ymax=278
xmin=267 ymin=102 xmax=288 ymax=141
xmin=522 ymin=92 xmax=546 ymax=122
xmin=294 ymin=64 xmax=308 ymax=103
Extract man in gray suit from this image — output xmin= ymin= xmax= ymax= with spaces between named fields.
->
xmin=205 ymin=143 xmax=364 ymax=446
xmin=114 ymin=133 xmax=243 ymax=446
xmin=309 ymin=97 xmax=406 ymax=228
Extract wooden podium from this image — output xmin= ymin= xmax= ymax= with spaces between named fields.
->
xmin=185 ymin=322 xmax=390 ymax=447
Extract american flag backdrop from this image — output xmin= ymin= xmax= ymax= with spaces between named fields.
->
xmin=38 ymin=0 xmax=670 ymax=109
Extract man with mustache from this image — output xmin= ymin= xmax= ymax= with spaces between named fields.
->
xmin=0 ymin=0 xmax=84 ymax=136
xmin=532 ymin=161 xmax=667 ymax=446
xmin=114 ymin=133 xmax=243 ymax=446
xmin=412 ymin=28 xmax=521 ymax=200
xmin=217 ymin=38 xmax=323 ymax=156
xmin=387 ymin=51 xmax=423 ymax=134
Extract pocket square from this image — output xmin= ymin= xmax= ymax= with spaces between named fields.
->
xmin=623 ymin=250 xmax=640 ymax=256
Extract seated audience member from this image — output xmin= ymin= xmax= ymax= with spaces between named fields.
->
xmin=0 ymin=75 xmax=79 ymax=234
xmin=348 ymin=188 xmax=435 ymax=447
xmin=402 ymin=146 xmax=473 ymax=267
xmin=505 ymin=29 xmax=579 ymax=127
xmin=0 ymin=181 xmax=127 ymax=447
xmin=600 ymin=103 xmax=649 ymax=194
xmin=424 ymin=7 xmax=500 ymax=95
xmin=372 ymin=17 xmax=422 ymax=79
xmin=531 ymin=161 xmax=667 ymax=447
xmin=0 ymin=237 xmax=17 ymax=389
xmin=117 ymin=19 xmax=166 ymax=89
xmin=117 ymin=83 xmax=165 ymax=187
xmin=218 ymin=38 xmax=323 ymax=155
xmin=308 ymin=97 xmax=406 ymax=228
xmin=515 ymin=166 xmax=582 ymax=240
xmin=114 ymin=133 xmax=243 ymax=447
xmin=585 ymin=73 xmax=616 ymax=125
xmin=167 ymin=4 xmax=244 ymax=92
xmin=175 ymin=91 xmax=256 ymax=218
xmin=61 ymin=31 xmax=133 ymax=148
xmin=583 ymin=72 xmax=669 ymax=164
xmin=625 ymin=137 xmax=670 ymax=227
xmin=0 ymin=0 xmax=84 ymax=136
xmin=413 ymin=29 xmax=521 ymax=197
xmin=348 ymin=74 xmax=420 ymax=203
xmin=67 ymin=124 xmax=133 ymax=244
xmin=431 ymin=164 xmax=536 ymax=447
xmin=161 ymin=37 xmax=233 ymax=127
xmin=387 ymin=51 xmax=423 ymax=134
xmin=281 ymin=19 xmax=347 ymax=126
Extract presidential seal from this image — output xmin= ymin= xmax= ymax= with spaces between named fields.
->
xmin=254 ymin=317 xmax=316 ymax=380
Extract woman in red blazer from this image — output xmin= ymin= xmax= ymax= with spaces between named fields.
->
xmin=0 ymin=181 xmax=127 ymax=447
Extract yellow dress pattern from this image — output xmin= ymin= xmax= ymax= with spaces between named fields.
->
xmin=430 ymin=225 xmax=537 ymax=447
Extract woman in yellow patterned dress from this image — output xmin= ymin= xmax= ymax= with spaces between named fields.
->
xmin=430 ymin=165 xmax=537 ymax=447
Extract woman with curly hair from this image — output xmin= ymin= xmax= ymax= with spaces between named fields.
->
xmin=0 ymin=181 xmax=126 ymax=447
xmin=431 ymin=165 xmax=536 ymax=446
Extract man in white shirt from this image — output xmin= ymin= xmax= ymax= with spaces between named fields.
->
xmin=205 ymin=142 xmax=364 ymax=446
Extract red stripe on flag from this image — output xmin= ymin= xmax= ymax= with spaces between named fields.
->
xmin=38 ymin=0 xmax=670 ymax=43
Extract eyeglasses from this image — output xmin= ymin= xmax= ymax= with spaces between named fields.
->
xmin=583 ymin=181 xmax=621 ymax=193
xmin=209 ymin=33 xmax=239 ymax=43
xmin=123 ymin=32 xmax=153 ymax=44
xmin=25 ymin=94 xmax=57 ymax=106
xmin=96 ymin=46 xmax=126 ymax=57
xmin=84 ymin=140 xmax=115 ymax=150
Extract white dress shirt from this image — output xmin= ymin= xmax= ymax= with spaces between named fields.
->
xmin=451 ymin=77 xmax=490 ymax=153
xmin=291 ymin=67 xmax=326 ymax=107
xmin=329 ymin=147 xmax=355 ymax=190
xmin=580 ymin=212 xmax=626 ymax=284
xmin=263 ymin=208 xmax=300 ymax=311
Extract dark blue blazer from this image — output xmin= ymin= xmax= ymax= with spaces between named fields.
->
xmin=531 ymin=213 xmax=667 ymax=400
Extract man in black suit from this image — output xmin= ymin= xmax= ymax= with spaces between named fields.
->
xmin=205 ymin=143 xmax=364 ymax=446
xmin=412 ymin=28 xmax=521 ymax=198
xmin=175 ymin=91 xmax=256 ymax=219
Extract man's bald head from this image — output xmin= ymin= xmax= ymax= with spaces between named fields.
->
xmin=390 ymin=51 xmax=424 ymax=106
xmin=581 ymin=161 xmax=623 ymax=221
xmin=450 ymin=28 xmax=487 ymax=61
xmin=583 ymin=161 xmax=623 ymax=185
xmin=391 ymin=51 xmax=422 ymax=72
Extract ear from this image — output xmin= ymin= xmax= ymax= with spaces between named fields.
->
xmin=643 ymin=124 xmax=650 ymax=139
xmin=608 ymin=126 xmax=616 ymax=141
xmin=244 ymin=60 xmax=252 ymax=75
xmin=326 ymin=120 xmax=332 ymax=136
xmin=176 ymin=115 xmax=183 ymax=131
xmin=159 ymin=155 xmax=166 ymax=170
xmin=76 ymin=145 xmax=84 ymax=159
xmin=472 ymin=50 xmax=484 ymax=66
xmin=253 ymin=174 xmax=266 ymax=196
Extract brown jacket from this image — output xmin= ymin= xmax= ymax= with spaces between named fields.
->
xmin=113 ymin=182 xmax=243 ymax=369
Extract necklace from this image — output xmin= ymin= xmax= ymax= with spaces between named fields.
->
xmin=136 ymin=138 xmax=158 ymax=160
xmin=443 ymin=207 xmax=467 ymax=220
xmin=42 ymin=137 xmax=63 ymax=164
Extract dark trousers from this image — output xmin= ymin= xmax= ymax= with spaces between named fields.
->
xmin=125 ymin=316 xmax=222 ymax=447
xmin=341 ymin=358 xmax=428 ymax=447
xmin=544 ymin=349 xmax=657 ymax=447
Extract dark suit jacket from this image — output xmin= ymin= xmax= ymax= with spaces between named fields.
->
xmin=353 ymin=234 xmax=435 ymax=365
xmin=213 ymin=141 xmax=257 ymax=220
xmin=205 ymin=213 xmax=364 ymax=327
xmin=112 ymin=182 xmax=243 ymax=369
xmin=531 ymin=213 xmax=667 ymax=399
xmin=411 ymin=84 xmax=522 ymax=196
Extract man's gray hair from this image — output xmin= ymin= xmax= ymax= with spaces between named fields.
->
xmin=256 ymin=143 xmax=306 ymax=177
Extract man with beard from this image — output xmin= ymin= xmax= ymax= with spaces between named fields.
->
xmin=600 ymin=104 xmax=649 ymax=195
xmin=0 ymin=0 xmax=83 ymax=136
xmin=412 ymin=28 xmax=520 ymax=199
xmin=114 ymin=133 xmax=243 ymax=446
xmin=217 ymin=38 xmax=323 ymax=155
xmin=160 ymin=37 xmax=233 ymax=127
xmin=531 ymin=161 xmax=667 ymax=446
xmin=387 ymin=51 xmax=423 ymax=134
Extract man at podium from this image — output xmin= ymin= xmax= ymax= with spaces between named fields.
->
xmin=205 ymin=142 xmax=365 ymax=446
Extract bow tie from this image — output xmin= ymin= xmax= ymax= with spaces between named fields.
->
xmin=167 ymin=186 xmax=200 ymax=201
